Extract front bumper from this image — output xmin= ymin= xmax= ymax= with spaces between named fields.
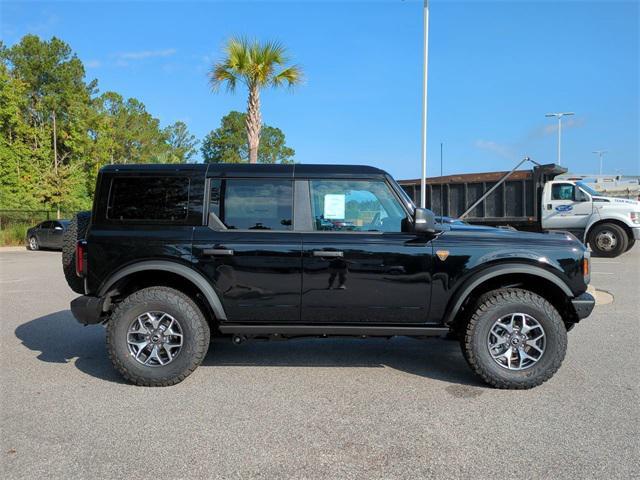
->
xmin=632 ymin=227 xmax=640 ymax=240
xmin=70 ymin=295 xmax=105 ymax=325
xmin=571 ymin=292 xmax=596 ymax=320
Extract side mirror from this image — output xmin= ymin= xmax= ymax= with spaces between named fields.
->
xmin=413 ymin=208 xmax=438 ymax=234
xmin=574 ymin=189 xmax=590 ymax=202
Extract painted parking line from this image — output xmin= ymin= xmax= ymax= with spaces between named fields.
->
xmin=592 ymin=272 xmax=614 ymax=275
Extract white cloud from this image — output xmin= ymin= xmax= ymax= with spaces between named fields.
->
xmin=85 ymin=60 xmax=101 ymax=68
xmin=474 ymin=139 xmax=516 ymax=160
xmin=118 ymin=48 xmax=177 ymax=60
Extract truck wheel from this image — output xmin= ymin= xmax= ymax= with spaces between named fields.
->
xmin=461 ymin=288 xmax=567 ymax=389
xmin=106 ymin=287 xmax=210 ymax=386
xmin=625 ymin=237 xmax=636 ymax=252
xmin=588 ymin=223 xmax=628 ymax=257
xmin=62 ymin=211 xmax=91 ymax=294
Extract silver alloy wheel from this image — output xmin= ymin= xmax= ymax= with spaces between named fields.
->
xmin=127 ymin=311 xmax=183 ymax=367
xmin=487 ymin=313 xmax=545 ymax=371
xmin=29 ymin=237 xmax=38 ymax=250
xmin=595 ymin=230 xmax=617 ymax=251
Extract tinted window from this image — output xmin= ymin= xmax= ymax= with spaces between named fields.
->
xmin=40 ymin=221 xmax=53 ymax=229
xmin=551 ymin=184 xmax=575 ymax=201
xmin=309 ymin=179 xmax=406 ymax=232
xmin=108 ymin=177 xmax=190 ymax=221
xmin=209 ymin=179 xmax=293 ymax=230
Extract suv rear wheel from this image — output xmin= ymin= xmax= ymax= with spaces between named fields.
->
xmin=106 ymin=287 xmax=210 ymax=386
xmin=461 ymin=288 xmax=567 ymax=389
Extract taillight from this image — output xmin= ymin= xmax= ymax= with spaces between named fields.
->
xmin=76 ymin=240 xmax=87 ymax=277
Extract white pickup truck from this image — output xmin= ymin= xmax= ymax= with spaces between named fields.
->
xmin=541 ymin=180 xmax=639 ymax=257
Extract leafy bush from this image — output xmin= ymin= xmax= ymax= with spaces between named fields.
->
xmin=0 ymin=223 xmax=29 ymax=247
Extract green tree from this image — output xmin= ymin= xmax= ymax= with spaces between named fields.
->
xmin=201 ymin=111 xmax=295 ymax=164
xmin=209 ymin=38 xmax=302 ymax=164
xmin=164 ymin=121 xmax=199 ymax=163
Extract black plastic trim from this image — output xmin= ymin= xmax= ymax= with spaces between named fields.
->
xmin=218 ymin=324 xmax=449 ymax=336
xmin=443 ymin=263 xmax=574 ymax=325
xmin=98 ymin=260 xmax=227 ymax=320
xmin=571 ymin=292 xmax=596 ymax=320
xmin=70 ymin=295 xmax=105 ymax=325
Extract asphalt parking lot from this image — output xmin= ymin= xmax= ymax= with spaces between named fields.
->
xmin=1 ymin=247 xmax=639 ymax=479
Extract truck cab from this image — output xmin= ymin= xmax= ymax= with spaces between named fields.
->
xmin=541 ymin=179 xmax=640 ymax=256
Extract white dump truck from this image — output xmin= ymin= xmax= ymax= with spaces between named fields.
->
xmin=399 ymin=161 xmax=640 ymax=257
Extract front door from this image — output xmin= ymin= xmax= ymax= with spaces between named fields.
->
xmin=542 ymin=182 xmax=593 ymax=230
xmin=193 ymin=177 xmax=302 ymax=322
xmin=300 ymin=178 xmax=433 ymax=323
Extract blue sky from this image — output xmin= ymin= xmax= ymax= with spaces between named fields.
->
xmin=2 ymin=0 xmax=638 ymax=179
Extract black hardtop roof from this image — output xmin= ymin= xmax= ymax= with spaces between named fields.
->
xmin=101 ymin=163 xmax=389 ymax=178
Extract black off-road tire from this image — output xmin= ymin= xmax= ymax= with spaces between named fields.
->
xmin=588 ymin=222 xmax=628 ymax=257
xmin=62 ymin=211 xmax=91 ymax=294
xmin=461 ymin=288 xmax=567 ymax=389
xmin=106 ymin=287 xmax=210 ymax=387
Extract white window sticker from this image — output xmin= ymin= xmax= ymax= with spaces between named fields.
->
xmin=324 ymin=194 xmax=345 ymax=219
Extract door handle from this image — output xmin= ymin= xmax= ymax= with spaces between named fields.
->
xmin=203 ymin=248 xmax=234 ymax=256
xmin=547 ymin=204 xmax=552 ymax=210
xmin=312 ymin=250 xmax=343 ymax=257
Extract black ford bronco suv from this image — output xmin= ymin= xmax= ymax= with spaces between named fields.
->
xmin=63 ymin=163 xmax=595 ymax=388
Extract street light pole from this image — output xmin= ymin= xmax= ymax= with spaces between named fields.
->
xmin=420 ymin=0 xmax=429 ymax=208
xmin=545 ymin=112 xmax=574 ymax=165
xmin=592 ymin=150 xmax=608 ymax=175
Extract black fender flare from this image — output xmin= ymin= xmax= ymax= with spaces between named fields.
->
xmin=443 ymin=263 xmax=573 ymax=325
xmin=98 ymin=260 xmax=227 ymax=320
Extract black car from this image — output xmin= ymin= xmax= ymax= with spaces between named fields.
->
xmin=62 ymin=163 xmax=595 ymax=388
xmin=26 ymin=220 xmax=70 ymax=250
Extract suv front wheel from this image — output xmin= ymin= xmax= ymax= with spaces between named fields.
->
xmin=461 ymin=288 xmax=567 ymax=389
xmin=107 ymin=287 xmax=210 ymax=386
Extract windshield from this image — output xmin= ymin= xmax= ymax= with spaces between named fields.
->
xmin=576 ymin=181 xmax=599 ymax=196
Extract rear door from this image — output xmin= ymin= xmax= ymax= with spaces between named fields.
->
xmin=38 ymin=221 xmax=53 ymax=247
xmin=298 ymin=177 xmax=433 ymax=324
xmin=192 ymin=175 xmax=302 ymax=322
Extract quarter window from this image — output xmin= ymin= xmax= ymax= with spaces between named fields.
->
xmin=107 ymin=177 xmax=190 ymax=221
xmin=309 ymin=180 xmax=406 ymax=232
xmin=209 ymin=179 xmax=293 ymax=230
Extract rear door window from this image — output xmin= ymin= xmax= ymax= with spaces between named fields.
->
xmin=107 ymin=176 xmax=190 ymax=222
xmin=209 ymin=179 xmax=293 ymax=230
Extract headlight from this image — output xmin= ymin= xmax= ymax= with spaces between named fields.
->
xmin=630 ymin=212 xmax=640 ymax=224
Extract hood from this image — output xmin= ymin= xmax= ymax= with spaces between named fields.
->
xmin=446 ymin=222 xmax=584 ymax=247
xmin=592 ymin=196 xmax=640 ymax=210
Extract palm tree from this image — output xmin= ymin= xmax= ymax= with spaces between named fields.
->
xmin=210 ymin=38 xmax=302 ymax=163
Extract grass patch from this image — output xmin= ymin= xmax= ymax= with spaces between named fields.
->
xmin=0 ymin=223 xmax=29 ymax=247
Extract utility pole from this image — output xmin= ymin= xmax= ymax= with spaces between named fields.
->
xmin=592 ymin=150 xmax=608 ymax=175
xmin=52 ymin=110 xmax=60 ymax=219
xmin=420 ymin=0 xmax=430 ymax=208
xmin=545 ymin=112 xmax=574 ymax=165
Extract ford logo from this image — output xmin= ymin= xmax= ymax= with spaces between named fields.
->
xmin=555 ymin=205 xmax=573 ymax=212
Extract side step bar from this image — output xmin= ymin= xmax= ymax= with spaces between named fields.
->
xmin=218 ymin=324 xmax=449 ymax=337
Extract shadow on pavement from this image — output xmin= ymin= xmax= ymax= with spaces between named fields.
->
xmin=14 ymin=310 xmax=125 ymax=384
xmin=16 ymin=310 xmax=483 ymax=388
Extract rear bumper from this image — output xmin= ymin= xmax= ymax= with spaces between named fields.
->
xmin=571 ymin=292 xmax=596 ymax=320
xmin=70 ymin=295 xmax=104 ymax=325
